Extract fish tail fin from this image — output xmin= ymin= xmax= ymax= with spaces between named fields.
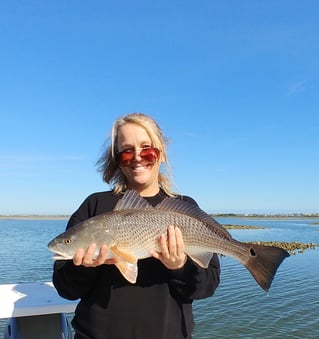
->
xmin=244 ymin=243 xmax=290 ymax=291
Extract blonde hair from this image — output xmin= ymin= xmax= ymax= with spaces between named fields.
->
xmin=97 ymin=113 xmax=175 ymax=196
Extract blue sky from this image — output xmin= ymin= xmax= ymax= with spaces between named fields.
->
xmin=0 ymin=1 xmax=318 ymax=215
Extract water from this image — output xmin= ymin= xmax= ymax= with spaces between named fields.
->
xmin=0 ymin=218 xmax=318 ymax=338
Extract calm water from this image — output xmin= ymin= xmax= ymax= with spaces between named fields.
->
xmin=0 ymin=218 xmax=318 ymax=338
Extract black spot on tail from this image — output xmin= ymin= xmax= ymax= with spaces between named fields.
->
xmin=249 ymin=248 xmax=256 ymax=256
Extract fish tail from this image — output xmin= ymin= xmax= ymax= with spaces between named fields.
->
xmin=244 ymin=243 xmax=290 ymax=291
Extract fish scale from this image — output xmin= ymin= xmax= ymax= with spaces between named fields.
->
xmin=108 ymin=209 xmax=221 ymax=256
xmin=48 ymin=190 xmax=290 ymax=291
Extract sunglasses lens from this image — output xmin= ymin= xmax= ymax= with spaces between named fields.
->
xmin=140 ymin=148 xmax=160 ymax=163
xmin=117 ymin=148 xmax=160 ymax=167
xmin=118 ymin=152 xmax=134 ymax=167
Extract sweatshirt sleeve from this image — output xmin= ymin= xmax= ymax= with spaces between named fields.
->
xmin=53 ymin=261 xmax=101 ymax=300
xmin=167 ymin=253 xmax=220 ymax=300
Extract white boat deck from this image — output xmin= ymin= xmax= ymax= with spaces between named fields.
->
xmin=0 ymin=281 xmax=78 ymax=319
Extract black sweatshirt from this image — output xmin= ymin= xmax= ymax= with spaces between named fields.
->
xmin=53 ymin=190 xmax=220 ymax=339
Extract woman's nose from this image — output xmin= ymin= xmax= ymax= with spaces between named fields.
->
xmin=132 ymin=149 xmax=143 ymax=161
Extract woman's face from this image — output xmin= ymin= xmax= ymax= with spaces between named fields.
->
xmin=117 ymin=123 xmax=161 ymax=195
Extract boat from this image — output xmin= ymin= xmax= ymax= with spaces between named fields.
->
xmin=0 ymin=282 xmax=78 ymax=339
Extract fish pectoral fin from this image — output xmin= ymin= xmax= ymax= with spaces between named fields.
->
xmin=115 ymin=261 xmax=138 ymax=284
xmin=187 ymin=251 xmax=215 ymax=268
xmin=110 ymin=246 xmax=137 ymax=264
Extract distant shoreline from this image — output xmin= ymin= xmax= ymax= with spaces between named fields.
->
xmin=0 ymin=215 xmax=69 ymax=220
xmin=212 ymin=215 xmax=319 ymax=220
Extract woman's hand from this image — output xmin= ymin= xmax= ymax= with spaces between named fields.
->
xmin=73 ymin=243 xmax=118 ymax=267
xmin=151 ymin=226 xmax=187 ymax=270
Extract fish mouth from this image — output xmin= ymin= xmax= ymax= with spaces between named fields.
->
xmin=48 ymin=245 xmax=73 ymax=260
xmin=52 ymin=253 xmax=72 ymax=260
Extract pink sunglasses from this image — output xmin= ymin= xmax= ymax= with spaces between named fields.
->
xmin=116 ymin=147 xmax=160 ymax=167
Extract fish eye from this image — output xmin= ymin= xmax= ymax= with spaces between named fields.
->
xmin=64 ymin=238 xmax=73 ymax=245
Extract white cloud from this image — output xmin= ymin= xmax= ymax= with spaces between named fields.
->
xmin=286 ymin=80 xmax=308 ymax=96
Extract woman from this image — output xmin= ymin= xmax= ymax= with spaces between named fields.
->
xmin=53 ymin=113 xmax=220 ymax=339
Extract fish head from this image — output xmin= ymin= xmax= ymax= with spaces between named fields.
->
xmin=48 ymin=220 xmax=113 ymax=260
xmin=48 ymin=216 xmax=114 ymax=260
xmin=48 ymin=228 xmax=84 ymax=260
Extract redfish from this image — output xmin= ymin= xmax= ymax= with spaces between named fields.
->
xmin=48 ymin=190 xmax=289 ymax=290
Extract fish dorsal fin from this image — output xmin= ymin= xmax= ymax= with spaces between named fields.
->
xmin=114 ymin=190 xmax=152 ymax=211
xmin=156 ymin=196 xmax=223 ymax=229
